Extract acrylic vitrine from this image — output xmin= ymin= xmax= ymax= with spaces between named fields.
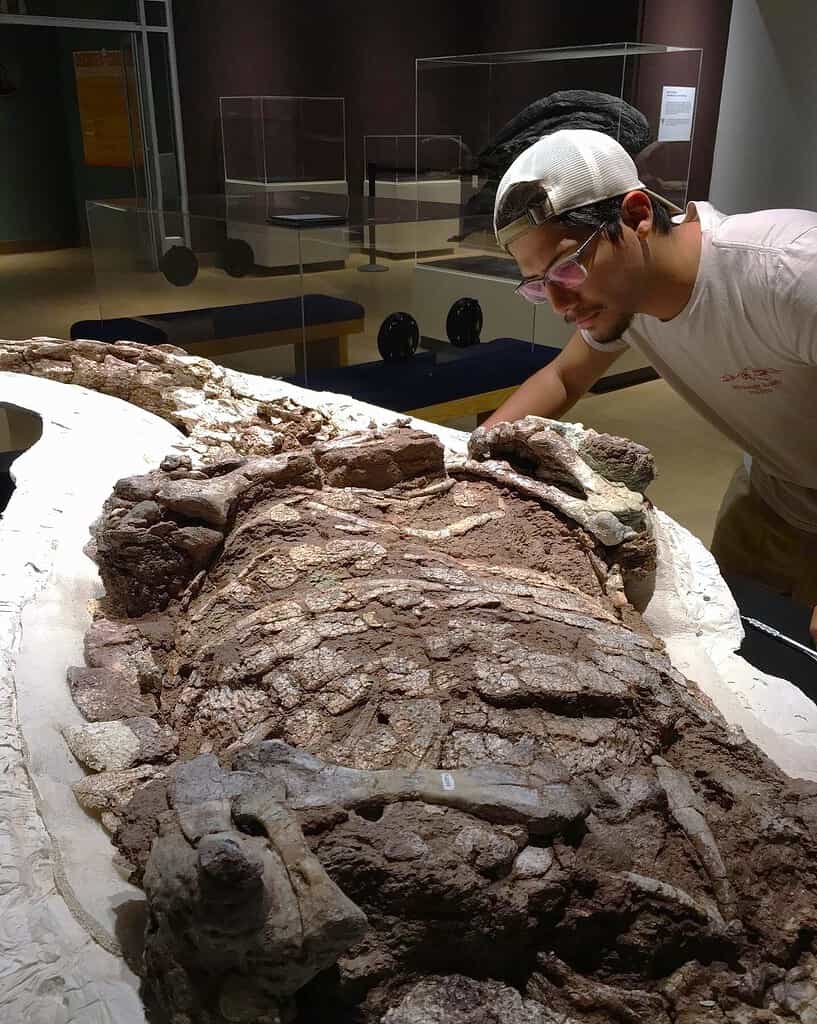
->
xmin=80 ymin=193 xmax=563 ymax=425
xmin=81 ymin=194 xmax=335 ymax=380
xmin=280 ymin=194 xmax=576 ymax=425
xmin=220 ymin=95 xmax=347 ymax=194
xmin=220 ymin=96 xmax=348 ymax=270
xmin=416 ymin=43 xmax=702 ymax=220
xmin=414 ymin=42 xmax=702 ymax=369
xmin=362 ymin=134 xmax=465 ymax=257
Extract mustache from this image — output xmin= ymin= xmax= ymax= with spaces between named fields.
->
xmin=564 ymin=309 xmax=602 ymax=324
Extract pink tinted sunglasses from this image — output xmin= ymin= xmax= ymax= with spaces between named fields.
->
xmin=514 ymin=226 xmax=604 ymax=304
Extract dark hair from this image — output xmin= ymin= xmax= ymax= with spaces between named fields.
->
xmin=495 ymin=180 xmax=673 ymax=241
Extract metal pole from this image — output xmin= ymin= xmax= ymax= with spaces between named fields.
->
xmin=163 ymin=0 xmax=191 ymax=241
xmin=358 ymin=161 xmax=388 ymax=273
xmin=0 ymin=13 xmax=166 ymax=31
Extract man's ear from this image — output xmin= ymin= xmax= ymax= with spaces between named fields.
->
xmin=620 ymin=190 xmax=654 ymax=239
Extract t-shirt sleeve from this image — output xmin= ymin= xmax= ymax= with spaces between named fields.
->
xmin=774 ymin=228 xmax=817 ymax=365
xmin=579 ymin=328 xmax=629 ymax=353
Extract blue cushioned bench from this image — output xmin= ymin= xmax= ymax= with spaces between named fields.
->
xmin=289 ymin=338 xmax=562 ymax=422
xmin=71 ymin=294 xmax=365 ymax=372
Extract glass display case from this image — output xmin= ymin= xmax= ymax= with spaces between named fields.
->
xmin=416 ymin=42 xmax=702 ymax=218
xmin=79 ymin=192 xmax=581 ymax=425
xmin=220 ymin=95 xmax=347 ymax=194
xmin=220 ymin=96 xmax=348 ymax=270
xmin=362 ymin=134 xmax=465 ymax=258
xmin=363 ymin=134 xmax=464 ymax=188
xmin=413 ymin=42 xmax=702 ymax=372
xmin=299 ymin=220 xmax=564 ymax=424
xmin=77 ymin=194 xmax=477 ymax=377
xmin=81 ymin=166 xmax=666 ymax=428
xmin=83 ymin=195 xmax=313 ymax=379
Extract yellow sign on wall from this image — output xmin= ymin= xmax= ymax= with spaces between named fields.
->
xmin=73 ymin=50 xmax=141 ymax=169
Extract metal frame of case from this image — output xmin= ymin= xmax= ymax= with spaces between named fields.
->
xmin=0 ymin=1 xmax=188 ymax=223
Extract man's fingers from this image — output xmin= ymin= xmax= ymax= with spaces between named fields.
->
xmin=810 ymin=605 xmax=817 ymax=647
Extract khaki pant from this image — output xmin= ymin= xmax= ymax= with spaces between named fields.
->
xmin=710 ymin=464 xmax=817 ymax=607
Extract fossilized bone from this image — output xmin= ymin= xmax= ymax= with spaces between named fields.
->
xmin=451 ymin=455 xmax=644 ymax=546
xmin=653 ymin=756 xmax=738 ymax=922
xmin=155 ymin=451 xmax=320 ymax=527
xmin=233 ymin=741 xmax=590 ymax=836
xmin=464 ymin=415 xmax=650 ymax=545
xmin=621 ymin=870 xmax=726 ymax=931
xmin=143 ymin=754 xmax=368 ymax=1024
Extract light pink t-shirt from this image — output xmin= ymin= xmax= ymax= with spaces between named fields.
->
xmin=582 ymin=201 xmax=817 ymax=533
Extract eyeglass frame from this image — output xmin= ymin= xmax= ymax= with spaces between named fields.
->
xmin=513 ymin=224 xmax=605 ymax=304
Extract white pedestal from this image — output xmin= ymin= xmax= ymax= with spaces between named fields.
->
xmin=224 ymin=179 xmax=350 ymax=270
xmin=364 ymin=179 xmax=461 ymax=257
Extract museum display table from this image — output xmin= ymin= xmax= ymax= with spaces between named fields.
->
xmin=1 ymin=341 xmax=815 ymax=1023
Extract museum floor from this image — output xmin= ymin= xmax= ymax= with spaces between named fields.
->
xmin=0 ymin=246 xmax=741 ymax=546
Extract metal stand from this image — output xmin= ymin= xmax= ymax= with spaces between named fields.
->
xmin=358 ymin=162 xmax=388 ymax=273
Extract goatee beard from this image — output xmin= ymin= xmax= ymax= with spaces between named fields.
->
xmin=587 ymin=313 xmax=634 ymax=345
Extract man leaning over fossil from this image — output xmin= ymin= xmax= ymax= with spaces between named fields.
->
xmin=481 ymin=128 xmax=817 ymax=647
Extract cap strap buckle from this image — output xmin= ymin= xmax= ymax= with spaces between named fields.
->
xmin=496 ymin=194 xmax=554 ymax=250
xmin=525 ymin=196 xmax=554 ymax=225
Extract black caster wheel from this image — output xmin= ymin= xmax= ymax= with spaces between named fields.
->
xmin=222 ymin=237 xmax=255 ymax=278
xmin=446 ymin=296 xmax=483 ymax=347
xmin=159 ymin=245 xmax=198 ymax=287
xmin=377 ymin=312 xmax=420 ymax=361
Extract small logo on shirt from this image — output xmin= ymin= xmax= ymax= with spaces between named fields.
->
xmin=720 ymin=367 xmax=783 ymax=394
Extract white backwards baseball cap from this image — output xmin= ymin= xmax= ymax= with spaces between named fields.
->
xmin=494 ymin=128 xmax=683 ymax=250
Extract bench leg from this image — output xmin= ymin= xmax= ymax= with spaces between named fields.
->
xmin=294 ymin=335 xmax=348 ymax=375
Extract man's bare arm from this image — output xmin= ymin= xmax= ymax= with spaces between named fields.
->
xmin=480 ymin=332 xmax=625 ymax=429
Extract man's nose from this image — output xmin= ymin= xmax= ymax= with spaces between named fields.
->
xmin=545 ymin=281 xmax=579 ymax=317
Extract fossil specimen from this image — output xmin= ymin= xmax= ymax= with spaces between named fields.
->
xmin=54 ymin=415 xmax=817 ymax=1024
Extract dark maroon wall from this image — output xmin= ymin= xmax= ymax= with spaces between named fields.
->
xmin=173 ymin=1 xmax=731 ymax=199
xmin=638 ymin=0 xmax=733 ymax=200
xmin=172 ymin=0 xmax=642 ymax=196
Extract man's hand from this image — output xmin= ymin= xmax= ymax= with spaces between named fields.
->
xmin=811 ymin=605 xmax=817 ymax=647
xmin=477 ymin=332 xmax=624 ymax=430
